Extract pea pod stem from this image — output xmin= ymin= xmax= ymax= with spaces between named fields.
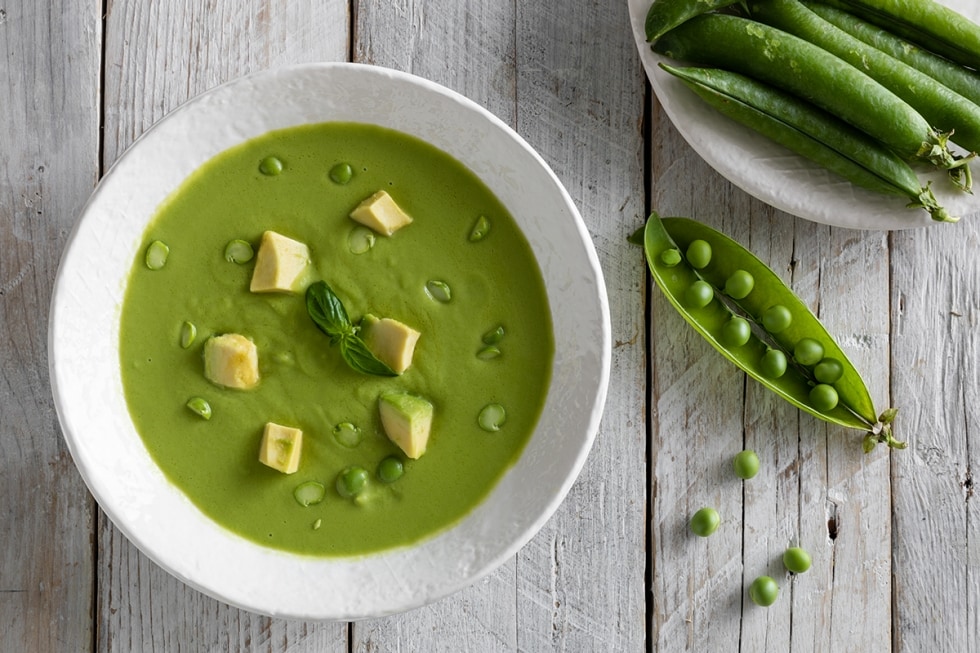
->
xmin=653 ymin=13 xmax=964 ymax=174
xmin=819 ymin=0 xmax=980 ymax=70
xmin=660 ymin=63 xmax=957 ymax=222
xmin=747 ymin=0 xmax=980 ymax=173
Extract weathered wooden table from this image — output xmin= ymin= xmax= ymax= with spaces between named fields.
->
xmin=3 ymin=1 xmax=978 ymax=650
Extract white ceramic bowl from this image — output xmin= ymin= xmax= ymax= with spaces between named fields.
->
xmin=628 ymin=0 xmax=980 ymax=230
xmin=49 ymin=63 xmax=610 ymax=620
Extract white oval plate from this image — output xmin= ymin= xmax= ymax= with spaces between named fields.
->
xmin=628 ymin=0 xmax=980 ymax=230
xmin=49 ymin=63 xmax=610 ymax=620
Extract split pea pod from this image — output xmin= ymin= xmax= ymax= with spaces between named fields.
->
xmin=747 ymin=0 xmax=980 ymax=156
xmin=820 ymin=0 xmax=980 ymax=70
xmin=653 ymin=13 xmax=963 ymax=172
xmin=804 ymin=1 xmax=980 ymax=107
xmin=660 ymin=63 xmax=955 ymax=221
xmin=645 ymin=0 xmax=741 ymax=43
xmin=640 ymin=212 xmax=901 ymax=449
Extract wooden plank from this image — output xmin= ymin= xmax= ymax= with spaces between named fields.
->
xmin=99 ymin=1 xmax=349 ymax=649
xmin=351 ymin=2 xmax=522 ymax=649
xmin=890 ymin=218 xmax=980 ymax=651
xmin=0 ymin=0 xmax=101 ymax=651
xmin=511 ymin=1 xmax=647 ymax=650
xmin=352 ymin=0 xmax=647 ymax=650
xmin=648 ymin=103 xmax=892 ymax=650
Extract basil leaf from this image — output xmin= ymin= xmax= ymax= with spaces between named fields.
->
xmin=340 ymin=335 xmax=398 ymax=377
xmin=305 ymin=280 xmax=398 ymax=377
xmin=306 ymin=281 xmax=353 ymax=339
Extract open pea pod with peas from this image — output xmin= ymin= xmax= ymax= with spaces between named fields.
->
xmin=638 ymin=212 xmax=902 ymax=450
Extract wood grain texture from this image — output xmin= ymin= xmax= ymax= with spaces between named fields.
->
xmin=649 ymin=101 xmax=892 ymax=651
xmin=890 ymin=217 xmax=980 ymax=652
xmin=98 ymin=2 xmax=349 ymax=649
xmin=0 ymin=0 xmax=101 ymax=651
xmin=13 ymin=0 xmax=980 ymax=649
xmin=351 ymin=3 xmax=523 ymax=650
xmin=512 ymin=0 xmax=647 ymax=649
xmin=353 ymin=0 xmax=647 ymax=650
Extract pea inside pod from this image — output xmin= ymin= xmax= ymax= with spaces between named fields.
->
xmin=640 ymin=212 xmax=900 ymax=449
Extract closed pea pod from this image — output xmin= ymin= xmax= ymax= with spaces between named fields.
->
xmin=640 ymin=212 xmax=901 ymax=448
xmin=645 ymin=0 xmax=741 ymax=43
xmin=747 ymin=0 xmax=980 ymax=159
xmin=803 ymin=1 xmax=980 ymax=107
xmin=653 ymin=14 xmax=964 ymax=173
xmin=819 ymin=0 xmax=980 ymax=70
xmin=659 ymin=64 xmax=955 ymax=221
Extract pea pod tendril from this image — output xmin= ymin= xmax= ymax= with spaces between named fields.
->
xmin=638 ymin=212 xmax=902 ymax=450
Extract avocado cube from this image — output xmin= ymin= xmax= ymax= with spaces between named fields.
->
xmin=361 ymin=314 xmax=421 ymax=374
xmin=349 ymin=190 xmax=413 ymax=236
xmin=379 ymin=392 xmax=433 ymax=459
xmin=258 ymin=422 xmax=303 ymax=474
xmin=249 ymin=230 xmax=311 ymax=293
xmin=203 ymin=333 xmax=259 ymax=389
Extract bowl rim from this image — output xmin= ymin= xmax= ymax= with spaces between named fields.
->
xmin=48 ymin=62 xmax=611 ymax=619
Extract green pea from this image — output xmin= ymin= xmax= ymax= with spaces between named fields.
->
xmin=224 ymin=239 xmax=254 ymax=264
xmin=809 ymin=384 xmax=839 ymax=411
xmin=425 ymin=280 xmax=452 ymax=303
xmin=660 ymin=248 xmax=682 ymax=267
xmin=733 ymin=449 xmax=760 ymax=479
xmin=724 ymin=269 xmax=755 ymax=299
xmin=814 ymin=358 xmax=844 ymax=384
xmin=478 ymin=403 xmax=507 ymax=432
xmin=476 ymin=345 xmax=501 ymax=360
xmin=329 ymin=162 xmax=353 ymax=184
xmin=469 ymin=215 xmax=491 ymax=241
xmin=783 ymin=546 xmax=812 ymax=574
xmin=336 ymin=466 xmax=369 ymax=499
xmin=293 ymin=481 xmax=326 ymax=507
xmin=794 ymin=338 xmax=825 ymax=366
xmin=761 ymin=305 xmax=792 ymax=333
xmin=482 ymin=325 xmax=505 ymax=345
xmin=686 ymin=239 xmax=712 ymax=269
xmin=759 ymin=348 xmax=787 ymax=379
xmin=377 ymin=456 xmax=404 ymax=483
xmin=685 ymin=280 xmax=713 ymax=308
xmin=720 ymin=316 xmax=752 ymax=347
xmin=689 ymin=507 xmax=720 ymax=537
xmin=185 ymin=397 xmax=212 ymax=420
xmin=749 ymin=576 xmax=779 ymax=607
xmin=145 ymin=240 xmax=169 ymax=270
xmin=259 ymin=156 xmax=283 ymax=176
xmin=332 ymin=422 xmax=363 ymax=448
xmin=179 ymin=321 xmax=197 ymax=349
xmin=347 ymin=226 xmax=376 ymax=255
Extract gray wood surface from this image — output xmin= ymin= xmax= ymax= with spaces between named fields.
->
xmin=1 ymin=1 xmax=100 ymax=651
xmin=3 ymin=0 xmax=979 ymax=650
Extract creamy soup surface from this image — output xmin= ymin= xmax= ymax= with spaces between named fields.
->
xmin=119 ymin=122 xmax=554 ymax=556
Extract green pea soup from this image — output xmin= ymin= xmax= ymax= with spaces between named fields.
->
xmin=119 ymin=122 xmax=554 ymax=557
